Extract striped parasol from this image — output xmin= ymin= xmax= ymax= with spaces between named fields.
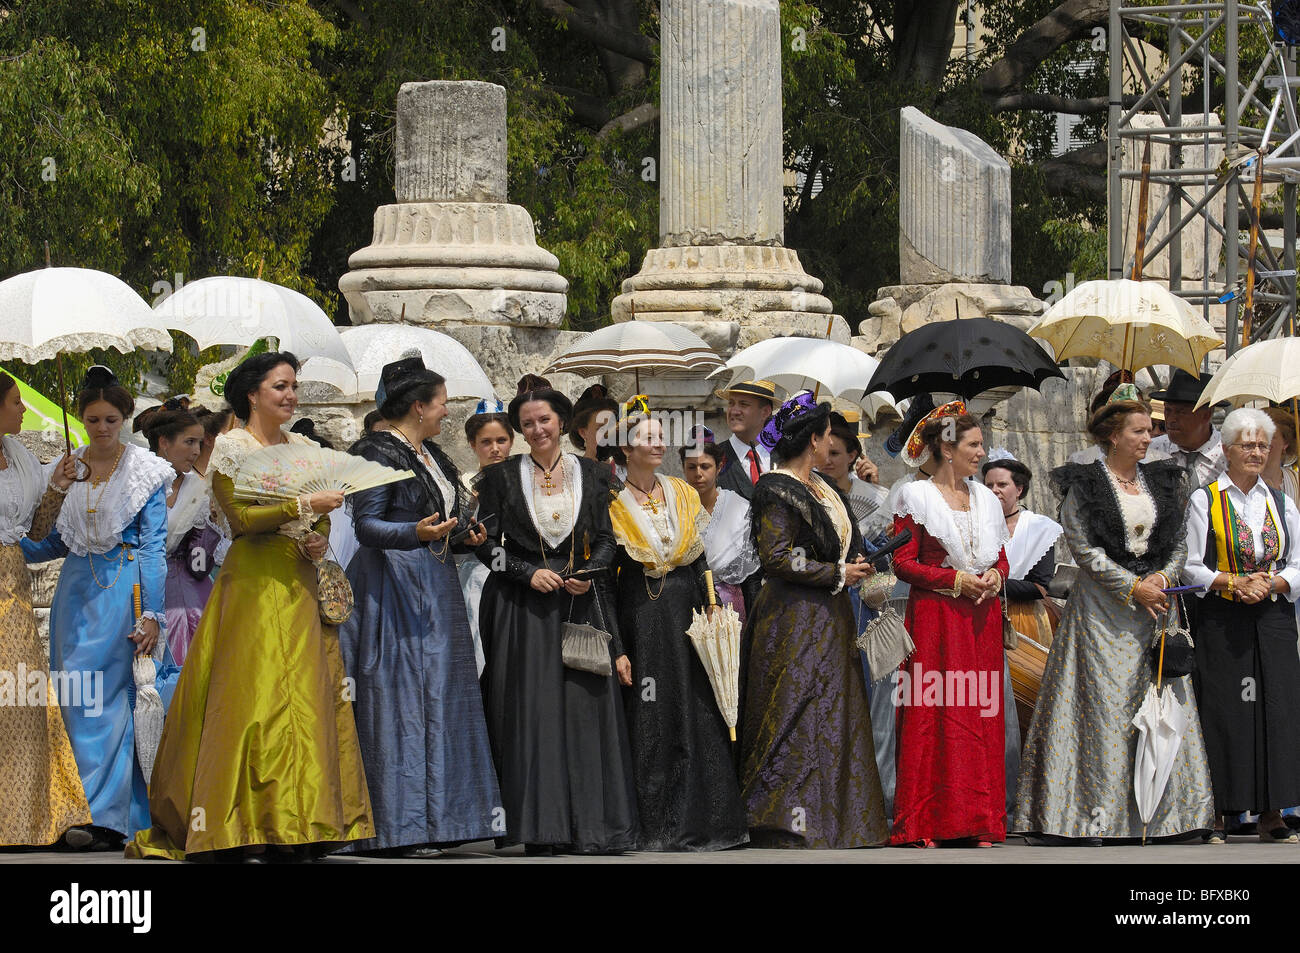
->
xmin=545 ymin=321 xmax=722 ymax=388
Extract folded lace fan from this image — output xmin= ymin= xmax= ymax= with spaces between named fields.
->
xmin=232 ymin=443 xmax=413 ymax=502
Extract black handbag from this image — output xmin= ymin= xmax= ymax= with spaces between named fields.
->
xmin=1150 ymin=592 xmax=1194 ymax=679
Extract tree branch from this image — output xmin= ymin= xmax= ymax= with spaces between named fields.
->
xmin=548 ymin=84 xmax=612 ymax=129
xmin=979 ymin=0 xmax=1109 ymax=99
xmin=1038 ymin=140 xmax=1108 ymax=200
xmin=993 ymin=92 xmax=1109 ymax=114
xmin=534 ymin=0 xmax=657 ymax=65
xmin=597 ymin=103 xmax=659 ymax=139
xmin=325 ymin=0 xmax=369 ymax=29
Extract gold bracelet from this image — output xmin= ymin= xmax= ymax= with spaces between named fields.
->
xmin=1226 ymin=574 xmax=1236 ymax=599
xmin=1125 ymin=577 xmax=1140 ymax=606
xmin=948 ymin=570 xmax=965 ymax=598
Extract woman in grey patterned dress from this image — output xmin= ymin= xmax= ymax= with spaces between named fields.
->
xmin=1013 ymin=399 xmax=1215 ymax=843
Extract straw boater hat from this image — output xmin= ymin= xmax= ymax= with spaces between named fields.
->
xmin=713 ymin=379 xmax=778 ymax=405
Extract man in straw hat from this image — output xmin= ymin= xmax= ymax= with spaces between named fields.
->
xmin=714 ymin=380 xmax=779 ymax=501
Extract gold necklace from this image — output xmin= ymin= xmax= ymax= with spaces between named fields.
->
xmin=626 ymin=476 xmax=661 ymax=514
xmin=530 ymin=452 xmax=563 ymax=492
xmin=85 ymin=444 xmax=128 ymax=590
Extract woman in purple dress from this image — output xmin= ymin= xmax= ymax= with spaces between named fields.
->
xmin=144 ymin=407 xmax=221 ymax=666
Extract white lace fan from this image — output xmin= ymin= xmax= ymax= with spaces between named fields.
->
xmin=232 ymin=443 xmax=413 ymax=502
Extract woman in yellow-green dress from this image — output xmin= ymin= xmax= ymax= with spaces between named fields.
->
xmin=127 ymin=351 xmax=373 ymax=863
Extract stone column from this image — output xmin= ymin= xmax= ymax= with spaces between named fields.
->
xmin=339 ymin=80 xmax=568 ymax=328
xmin=860 ymin=107 xmax=1043 ymax=359
xmin=613 ymin=0 xmax=847 ymax=352
xmin=661 ymin=0 xmax=783 ymax=247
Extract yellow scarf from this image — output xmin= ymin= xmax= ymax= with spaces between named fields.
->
xmin=609 ymin=475 xmax=707 ymax=578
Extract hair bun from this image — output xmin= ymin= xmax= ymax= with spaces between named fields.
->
xmin=516 ymin=373 xmax=551 ymax=395
xmin=82 ymin=364 xmax=121 ymax=391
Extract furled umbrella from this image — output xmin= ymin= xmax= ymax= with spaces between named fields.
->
xmin=155 ymin=276 xmax=357 ymax=393
xmin=866 ymin=316 xmax=1064 ymax=402
xmin=1029 ymin=279 xmax=1220 ymax=375
xmin=544 ymin=320 xmax=723 ymax=391
xmin=0 ymin=266 xmax=174 ymax=453
xmin=300 ymin=324 xmax=496 ymax=401
xmin=1132 ymin=613 xmax=1190 ymax=846
xmin=710 ymin=337 xmax=899 ymax=422
xmin=685 ymin=571 xmax=742 ymax=742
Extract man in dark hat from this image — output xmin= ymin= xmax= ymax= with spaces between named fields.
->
xmin=714 ymin=379 xmax=779 ymax=501
xmin=1148 ymin=368 xmax=1225 ymax=488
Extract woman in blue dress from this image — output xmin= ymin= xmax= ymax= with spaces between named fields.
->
xmin=22 ymin=366 xmax=177 ymax=849
xmin=339 ymin=357 xmax=502 ymax=856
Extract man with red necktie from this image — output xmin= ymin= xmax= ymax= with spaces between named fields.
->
xmin=714 ymin=380 xmax=778 ymax=502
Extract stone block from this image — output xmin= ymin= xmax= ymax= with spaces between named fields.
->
xmin=899 ymin=107 xmax=1011 ymax=285
xmin=396 ymin=81 xmax=507 ymax=204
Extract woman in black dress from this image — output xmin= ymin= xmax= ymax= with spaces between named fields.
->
xmin=610 ymin=412 xmax=748 ymax=851
xmin=472 ymin=380 xmax=637 ymax=855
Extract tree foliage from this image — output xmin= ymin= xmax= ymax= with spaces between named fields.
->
xmin=0 ymin=0 xmax=1179 ymax=398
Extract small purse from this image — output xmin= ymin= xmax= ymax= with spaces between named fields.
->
xmin=315 ymin=557 xmax=354 ymax=626
xmin=856 ymin=603 xmax=915 ymax=683
xmin=1001 ymin=595 xmax=1021 ymax=651
xmin=1150 ymin=592 xmax=1195 ymax=678
xmin=561 ymin=591 xmax=613 ymax=677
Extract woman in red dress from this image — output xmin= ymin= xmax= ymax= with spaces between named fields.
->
xmin=890 ymin=407 xmax=1010 ymax=847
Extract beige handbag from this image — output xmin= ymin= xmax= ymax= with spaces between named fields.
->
xmin=856 ymin=604 xmax=915 ymax=683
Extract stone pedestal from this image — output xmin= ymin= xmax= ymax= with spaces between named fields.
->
xmin=340 ymin=81 xmax=568 ymax=328
xmin=612 ymin=0 xmax=847 ymax=346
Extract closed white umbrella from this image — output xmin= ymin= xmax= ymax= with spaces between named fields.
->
xmin=301 ymin=324 xmax=496 ymax=401
xmin=0 ymin=267 xmax=173 ymax=363
xmin=1131 ymin=682 xmax=1189 ymax=844
xmin=711 ymin=336 xmax=899 ymax=421
xmin=1030 ymin=279 xmax=1220 ymax=374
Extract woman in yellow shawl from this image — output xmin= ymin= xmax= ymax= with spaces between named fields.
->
xmin=609 ymin=411 xmax=747 ymax=851
xmin=127 ymin=351 xmax=373 ymax=862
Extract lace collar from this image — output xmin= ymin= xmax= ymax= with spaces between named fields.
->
xmin=893 ymin=477 xmax=1008 ymax=574
xmin=1005 ymin=508 xmax=1063 ymax=579
xmin=55 ymin=443 xmax=176 ymax=555
xmin=0 ymin=436 xmax=45 ymax=544
xmin=166 ymin=469 xmax=212 ymax=554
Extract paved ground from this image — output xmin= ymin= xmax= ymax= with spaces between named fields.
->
xmin=3 ymin=834 xmax=1296 ymax=864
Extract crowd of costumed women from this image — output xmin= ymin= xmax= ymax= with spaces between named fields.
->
xmin=1 ymin=352 xmax=1297 ymax=858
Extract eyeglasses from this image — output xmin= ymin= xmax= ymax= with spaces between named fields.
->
xmin=1230 ymin=441 xmax=1270 ymax=454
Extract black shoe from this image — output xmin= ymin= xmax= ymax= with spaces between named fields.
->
xmin=523 ymin=844 xmax=555 ymax=857
xmin=62 ymin=827 xmax=95 ymax=850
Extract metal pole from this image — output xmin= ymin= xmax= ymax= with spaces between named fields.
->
xmin=1225 ymin=0 xmax=1241 ymax=355
xmin=1109 ymin=0 xmax=1125 ymax=278
xmin=1170 ymin=19 xmax=1184 ymax=292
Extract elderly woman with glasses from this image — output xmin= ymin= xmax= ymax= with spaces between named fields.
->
xmin=1183 ymin=407 xmax=1300 ymax=844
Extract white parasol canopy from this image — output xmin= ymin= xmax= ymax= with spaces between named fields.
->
xmin=155 ymin=277 xmax=354 ymax=390
xmin=1195 ymin=336 xmax=1300 ymax=409
xmin=545 ymin=321 xmax=722 ymax=376
xmin=300 ymin=324 xmax=497 ymax=401
xmin=1030 ymin=279 xmax=1220 ymax=374
xmin=0 ymin=267 xmax=174 ymax=363
xmin=711 ymin=336 xmax=898 ymax=421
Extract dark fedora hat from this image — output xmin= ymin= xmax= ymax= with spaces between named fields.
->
xmin=1149 ymin=368 xmax=1216 ymax=405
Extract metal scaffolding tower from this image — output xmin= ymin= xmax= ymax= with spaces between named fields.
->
xmin=1108 ymin=1 xmax=1300 ymax=355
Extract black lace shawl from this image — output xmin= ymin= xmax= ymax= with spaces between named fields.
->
xmin=349 ymin=431 xmax=467 ymax=522
xmin=749 ymin=471 xmax=865 ymax=564
xmin=1049 ymin=458 xmax=1188 ymax=576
